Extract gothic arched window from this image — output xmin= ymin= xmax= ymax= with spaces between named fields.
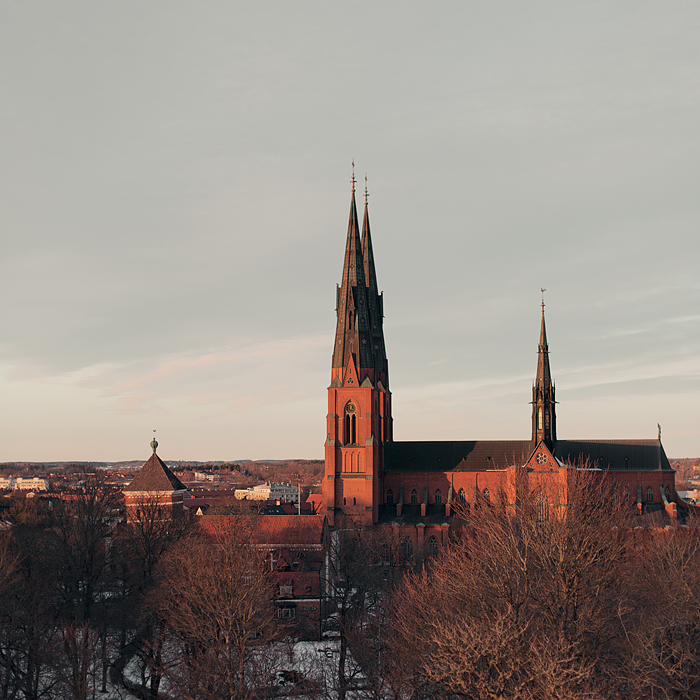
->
xmin=434 ymin=489 xmax=442 ymax=505
xmin=410 ymin=489 xmax=418 ymax=505
xmin=483 ymin=488 xmax=491 ymax=504
xmin=402 ymin=537 xmax=413 ymax=565
xmin=535 ymin=492 xmax=549 ymax=522
xmin=386 ymin=489 xmax=393 ymax=505
xmin=646 ymin=487 xmax=654 ymax=503
xmin=344 ymin=402 xmax=356 ymax=445
xmin=458 ymin=488 xmax=466 ymax=505
xmin=428 ymin=536 xmax=439 ymax=557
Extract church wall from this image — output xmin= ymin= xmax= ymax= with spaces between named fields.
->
xmin=382 ymin=470 xmax=513 ymax=508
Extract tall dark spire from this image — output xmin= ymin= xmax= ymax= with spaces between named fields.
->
xmin=532 ymin=295 xmax=556 ymax=446
xmin=332 ymin=176 xmax=373 ymax=371
xmin=361 ymin=176 xmax=388 ymax=382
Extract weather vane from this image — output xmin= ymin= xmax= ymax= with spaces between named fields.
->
xmin=351 ymin=159 xmax=356 ymax=192
xmin=541 ymin=288 xmax=546 ymax=311
xmin=364 ymin=173 xmax=369 ymax=205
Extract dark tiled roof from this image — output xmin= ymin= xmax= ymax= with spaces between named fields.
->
xmin=554 ymin=440 xmax=671 ymax=472
xmin=123 ymin=453 xmax=187 ymax=492
xmin=383 ymin=439 xmax=672 ymax=474
xmin=384 ymin=441 xmax=531 ymax=473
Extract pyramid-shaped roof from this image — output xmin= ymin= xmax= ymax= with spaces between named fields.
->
xmin=123 ymin=452 xmax=186 ymax=493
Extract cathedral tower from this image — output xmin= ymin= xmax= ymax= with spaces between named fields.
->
xmin=531 ymin=299 xmax=556 ymax=448
xmin=323 ymin=175 xmax=391 ymax=526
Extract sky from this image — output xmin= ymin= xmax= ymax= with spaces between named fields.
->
xmin=0 ymin=1 xmax=698 ymax=462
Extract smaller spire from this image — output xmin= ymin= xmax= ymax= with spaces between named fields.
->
xmin=532 ymin=298 xmax=556 ymax=446
xmin=150 ymin=429 xmax=158 ymax=454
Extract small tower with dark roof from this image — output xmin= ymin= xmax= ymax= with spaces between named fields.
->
xmin=324 ymin=170 xmax=392 ymax=527
xmin=122 ymin=436 xmax=187 ymax=522
xmin=532 ymin=297 xmax=557 ymax=448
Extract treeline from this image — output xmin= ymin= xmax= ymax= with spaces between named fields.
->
xmin=1 ymin=472 xmax=699 ymax=699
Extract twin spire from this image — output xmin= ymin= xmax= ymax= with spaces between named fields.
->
xmin=332 ymin=169 xmax=388 ymax=383
xmin=334 ymin=168 xmax=553 ymax=440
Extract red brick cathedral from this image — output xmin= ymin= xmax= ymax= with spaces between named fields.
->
xmin=323 ymin=176 xmax=690 ymax=544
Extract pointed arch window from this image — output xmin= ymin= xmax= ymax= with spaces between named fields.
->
xmin=458 ymin=488 xmax=466 ymax=505
xmin=386 ymin=489 xmax=393 ymax=505
xmin=344 ymin=402 xmax=357 ymax=445
xmin=483 ymin=488 xmax=491 ymax=504
xmin=434 ymin=489 xmax=442 ymax=505
xmin=402 ymin=537 xmax=413 ymax=565
xmin=646 ymin=487 xmax=654 ymax=503
xmin=428 ymin=536 xmax=439 ymax=557
xmin=410 ymin=489 xmax=417 ymax=505
xmin=535 ymin=492 xmax=549 ymax=523
xmin=538 ymin=407 xmax=543 ymax=431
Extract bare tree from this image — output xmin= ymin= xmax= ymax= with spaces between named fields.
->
xmin=389 ymin=469 xmax=630 ymax=700
xmin=52 ymin=475 xmax=121 ymax=622
xmin=626 ymin=523 xmax=700 ymax=700
xmin=320 ymin=522 xmax=411 ymax=700
xmin=0 ymin=509 xmax=59 ymax=700
xmin=109 ymin=497 xmax=196 ymax=696
xmin=152 ymin=517 xmax=281 ymax=700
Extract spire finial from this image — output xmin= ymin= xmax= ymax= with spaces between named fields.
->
xmin=541 ymin=288 xmax=546 ymax=313
xmin=364 ymin=173 xmax=369 ymax=206
xmin=150 ymin=429 xmax=158 ymax=454
xmin=658 ymin=423 xmax=662 ymax=441
xmin=351 ymin=160 xmax=356 ymax=193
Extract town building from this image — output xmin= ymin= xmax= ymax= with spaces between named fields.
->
xmin=122 ymin=436 xmax=187 ymax=522
xmin=0 ymin=476 xmax=49 ymax=491
xmin=199 ymin=515 xmax=328 ymax=640
xmin=235 ymin=482 xmax=301 ymax=505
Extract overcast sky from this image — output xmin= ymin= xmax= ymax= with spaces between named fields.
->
xmin=1 ymin=1 xmax=698 ymax=462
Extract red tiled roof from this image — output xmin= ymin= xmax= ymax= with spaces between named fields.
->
xmin=306 ymin=494 xmax=323 ymax=513
xmin=199 ymin=514 xmax=325 ymax=546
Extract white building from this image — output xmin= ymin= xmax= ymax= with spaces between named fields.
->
xmin=193 ymin=471 xmax=222 ymax=482
xmin=0 ymin=476 xmax=49 ymax=492
xmin=15 ymin=477 xmax=49 ymax=491
xmin=0 ymin=477 xmax=16 ymax=490
xmin=234 ymin=482 xmax=300 ymax=504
